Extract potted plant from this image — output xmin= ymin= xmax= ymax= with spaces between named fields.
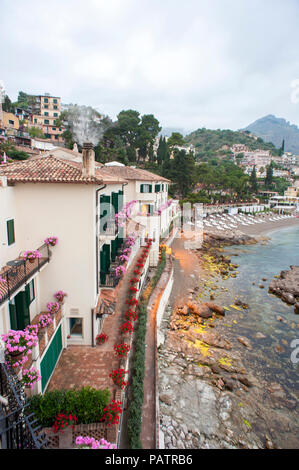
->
xmin=24 ymin=250 xmax=42 ymax=264
xmin=120 ymin=321 xmax=134 ymax=335
xmin=100 ymin=400 xmax=122 ymax=427
xmin=47 ymin=302 xmax=60 ymax=315
xmin=75 ymin=436 xmax=117 ymax=449
xmin=54 ymin=290 xmax=67 ymax=304
xmin=38 ymin=314 xmax=53 ymax=331
xmin=21 ymin=367 xmax=41 ymax=389
xmin=25 ymin=324 xmax=39 ymax=337
xmin=109 ymin=369 xmax=128 ymax=389
xmin=2 ymin=330 xmax=38 ymax=359
xmin=44 ymin=236 xmax=58 ymax=247
xmin=96 ymin=333 xmax=108 ymax=345
xmin=52 ymin=413 xmax=77 ymax=434
xmin=114 ymin=343 xmax=130 ymax=358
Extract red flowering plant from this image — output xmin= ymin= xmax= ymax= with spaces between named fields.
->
xmin=129 ymin=286 xmax=138 ymax=294
xmin=124 ymin=310 xmax=137 ymax=322
xmin=133 ymin=270 xmax=141 ymax=276
xmin=109 ymin=369 xmax=128 ymax=389
xmin=114 ymin=343 xmax=130 ymax=358
xmin=52 ymin=413 xmax=77 ymax=434
xmin=96 ymin=333 xmax=108 ymax=345
xmin=125 ymin=298 xmax=138 ymax=306
xmin=130 ymin=277 xmax=139 ymax=285
xmin=120 ymin=322 xmax=134 ymax=334
xmin=100 ymin=400 xmax=122 ymax=426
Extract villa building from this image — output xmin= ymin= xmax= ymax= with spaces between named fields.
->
xmin=0 ymin=146 xmax=176 ymax=395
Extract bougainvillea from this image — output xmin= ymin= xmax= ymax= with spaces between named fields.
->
xmin=100 ymin=400 xmax=122 ymax=427
xmin=52 ymin=413 xmax=77 ymax=433
xmin=114 ymin=343 xmax=131 ymax=358
xmin=109 ymin=369 xmax=128 ymax=389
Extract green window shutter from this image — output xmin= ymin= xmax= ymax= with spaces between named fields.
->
xmin=112 ymin=192 xmax=118 ymax=215
xmin=155 ymin=184 xmax=161 ymax=193
xmin=149 ymin=185 xmax=152 ymax=193
xmin=149 ymin=205 xmax=154 ymax=215
xmin=140 ymin=184 xmax=144 ymax=193
xmin=9 ymin=303 xmax=17 ymax=330
xmin=7 ymin=219 xmax=15 ymax=246
xmin=15 ymin=291 xmax=30 ymax=330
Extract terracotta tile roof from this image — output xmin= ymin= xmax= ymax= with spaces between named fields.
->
xmin=0 ymin=156 xmax=125 ymax=185
xmin=99 ymin=165 xmax=171 ymax=183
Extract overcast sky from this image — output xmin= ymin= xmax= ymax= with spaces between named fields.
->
xmin=1 ymin=0 xmax=299 ymax=133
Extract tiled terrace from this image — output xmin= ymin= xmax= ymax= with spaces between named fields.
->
xmin=47 ymin=247 xmax=146 ymax=399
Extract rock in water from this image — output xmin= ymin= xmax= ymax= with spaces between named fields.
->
xmin=295 ymin=304 xmax=299 ymax=315
xmin=205 ymin=303 xmax=225 ymax=316
xmin=237 ymin=336 xmax=252 ymax=349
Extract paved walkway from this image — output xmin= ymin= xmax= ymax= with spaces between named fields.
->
xmin=140 ymin=254 xmax=173 ymax=449
xmin=47 ymin=248 xmax=144 ymax=399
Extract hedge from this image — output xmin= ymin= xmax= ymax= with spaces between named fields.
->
xmin=127 ymin=248 xmax=167 ymax=449
xmin=27 ymin=386 xmax=110 ymax=428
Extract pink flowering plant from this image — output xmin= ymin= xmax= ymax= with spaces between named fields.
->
xmin=24 ymin=250 xmax=42 ymax=262
xmin=44 ymin=236 xmax=58 ymax=247
xmin=75 ymin=436 xmax=117 ymax=449
xmin=38 ymin=314 xmax=53 ymax=329
xmin=47 ymin=302 xmax=60 ymax=315
xmin=115 ymin=265 xmax=126 ymax=277
xmin=21 ymin=367 xmax=41 ymax=389
xmin=115 ymin=201 xmax=137 ymax=228
xmin=2 ymin=330 xmax=38 ymax=365
xmin=54 ymin=290 xmax=67 ymax=303
xmin=25 ymin=324 xmax=39 ymax=337
xmin=0 ymin=276 xmax=6 ymax=284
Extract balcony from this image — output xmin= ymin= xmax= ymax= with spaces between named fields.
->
xmin=0 ymin=244 xmax=51 ymax=306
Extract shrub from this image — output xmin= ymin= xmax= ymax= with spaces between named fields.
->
xmin=27 ymin=387 xmax=110 ymax=427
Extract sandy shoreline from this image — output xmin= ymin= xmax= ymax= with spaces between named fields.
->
xmin=240 ymin=217 xmax=299 ymax=237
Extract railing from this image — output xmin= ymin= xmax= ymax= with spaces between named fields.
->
xmin=99 ymin=271 xmax=120 ymax=288
xmin=0 ymin=363 xmax=48 ymax=449
xmin=0 ymin=244 xmax=51 ymax=306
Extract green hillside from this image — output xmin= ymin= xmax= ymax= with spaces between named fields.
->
xmin=184 ymin=128 xmax=280 ymax=160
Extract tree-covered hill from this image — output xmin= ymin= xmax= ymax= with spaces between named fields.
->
xmin=184 ymin=128 xmax=280 ymax=160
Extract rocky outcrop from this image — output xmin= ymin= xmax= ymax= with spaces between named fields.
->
xmin=269 ymin=266 xmax=299 ymax=313
xmin=204 ymin=230 xmax=258 ymax=247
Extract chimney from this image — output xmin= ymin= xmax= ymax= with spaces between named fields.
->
xmin=82 ymin=142 xmax=95 ymax=177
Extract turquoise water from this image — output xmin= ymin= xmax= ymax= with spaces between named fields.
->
xmin=206 ymin=225 xmax=299 ymax=396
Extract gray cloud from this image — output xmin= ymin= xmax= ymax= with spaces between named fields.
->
xmin=1 ymin=0 xmax=299 ymax=133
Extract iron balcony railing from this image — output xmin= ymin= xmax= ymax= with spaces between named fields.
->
xmin=0 ymin=243 xmax=51 ymax=306
xmin=0 ymin=363 xmax=48 ymax=449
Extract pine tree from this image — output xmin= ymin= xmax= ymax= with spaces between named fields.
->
xmin=250 ymin=165 xmax=258 ymax=193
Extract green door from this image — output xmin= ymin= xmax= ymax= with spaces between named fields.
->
xmin=40 ymin=325 xmax=62 ymax=392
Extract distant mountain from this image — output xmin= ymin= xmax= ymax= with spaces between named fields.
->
xmin=243 ymin=115 xmax=299 ymax=155
xmin=160 ymin=127 xmax=187 ymax=137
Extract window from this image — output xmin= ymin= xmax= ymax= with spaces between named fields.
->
xmin=69 ymin=318 xmax=83 ymax=336
xmin=26 ymin=279 xmax=35 ymax=305
xmin=44 ymin=98 xmax=48 ymax=103
xmin=9 ymin=120 xmax=14 ymax=125
xmin=141 ymin=204 xmax=153 ymax=216
xmin=55 ymin=135 xmax=59 ymax=140
xmin=52 ymin=127 xmax=56 ymax=131
xmin=53 ymin=113 xmax=58 ymax=117
xmin=7 ymin=219 xmax=15 ymax=245
xmin=155 ymin=184 xmax=161 ymax=193
xmin=140 ymin=184 xmax=152 ymax=193
xmin=44 ymin=119 xmax=49 ymax=124
xmin=44 ymin=112 xmax=49 ymax=116
xmin=44 ymin=105 xmax=48 ymax=109
xmin=34 ymin=118 xmax=37 ymax=124
xmin=53 ymin=105 xmax=58 ymax=109
xmin=53 ymin=99 xmax=57 ymax=104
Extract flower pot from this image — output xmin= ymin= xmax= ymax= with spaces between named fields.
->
xmin=9 ymin=349 xmax=25 ymax=358
xmin=28 ymin=259 xmax=35 ymax=264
